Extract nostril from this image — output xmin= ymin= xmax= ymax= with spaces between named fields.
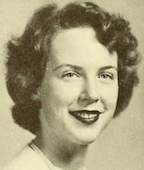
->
xmin=79 ymin=91 xmax=99 ymax=104
xmin=85 ymin=96 xmax=99 ymax=103
xmin=78 ymin=78 xmax=100 ymax=104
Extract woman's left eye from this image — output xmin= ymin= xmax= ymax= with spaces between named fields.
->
xmin=98 ymin=73 xmax=113 ymax=80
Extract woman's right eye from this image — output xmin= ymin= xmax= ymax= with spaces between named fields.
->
xmin=62 ymin=72 xmax=80 ymax=80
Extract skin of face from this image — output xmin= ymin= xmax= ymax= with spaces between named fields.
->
xmin=39 ymin=27 xmax=118 ymax=146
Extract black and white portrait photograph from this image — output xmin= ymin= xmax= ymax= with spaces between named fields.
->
xmin=0 ymin=0 xmax=144 ymax=170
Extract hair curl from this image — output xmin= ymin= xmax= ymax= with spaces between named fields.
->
xmin=6 ymin=2 xmax=141 ymax=134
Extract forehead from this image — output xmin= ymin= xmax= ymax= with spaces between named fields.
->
xmin=50 ymin=27 xmax=117 ymax=67
xmin=52 ymin=27 xmax=98 ymax=51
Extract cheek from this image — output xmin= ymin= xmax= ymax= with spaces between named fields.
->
xmin=41 ymin=80 xmax=83 ymax=106
xmin=53 ymin=81 xmax=83 ymax=104
xmin=100 ymin=84 xmax=118 ymax=108
xmin=99 ymin=85 xmax=118 ymax=128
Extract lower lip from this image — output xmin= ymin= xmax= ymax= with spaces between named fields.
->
xmin=69 ymin=111 xmax=101 ymax=125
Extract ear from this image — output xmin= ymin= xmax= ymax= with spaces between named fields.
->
xmin=31 ymin=87 xmax=41 ymax=101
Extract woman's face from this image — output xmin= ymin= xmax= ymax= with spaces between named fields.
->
xmin=39 ymin=27 xmax=118 ymax=145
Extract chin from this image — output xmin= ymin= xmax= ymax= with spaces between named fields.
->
xmin=77 ymin=138 xmax=97 ymax=146
xmin=74 ymin=132 xmax=101 ymax=146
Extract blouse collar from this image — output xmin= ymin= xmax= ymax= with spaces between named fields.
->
xmin=29 ymin=143 xmax=86 ymax=170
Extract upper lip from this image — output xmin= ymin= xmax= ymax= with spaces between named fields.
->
xmin=69 ymin=110 xmax=103 ymax=115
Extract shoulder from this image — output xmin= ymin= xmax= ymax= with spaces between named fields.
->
xmin=3 ymin=145 xmax=48 ymax=170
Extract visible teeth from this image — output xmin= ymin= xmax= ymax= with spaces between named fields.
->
xmin=70 ymin=111 xmax=101 ymax=124
xmin=82 ymin=113 xmax=88 ymax=118
xmin=77 ymin=113 xmax=97 ymax=119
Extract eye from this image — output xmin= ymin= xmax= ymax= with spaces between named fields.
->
xmin=99 ymin=73 xmax=113 ymax=79
xmin=62 ymin=71 xmax=80 ymax=81
xmin=98 ymin=72 xmax=114 ymax=83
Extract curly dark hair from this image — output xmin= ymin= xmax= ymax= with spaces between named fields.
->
xmin=6 ymin=1 xmax=141 ymax=134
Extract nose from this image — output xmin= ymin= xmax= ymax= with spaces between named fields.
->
xmin=79 ymin=77 xmax=100 ymax=105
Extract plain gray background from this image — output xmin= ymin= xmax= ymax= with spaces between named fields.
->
xmin=0 ymin=0 xmax=144 ymax=169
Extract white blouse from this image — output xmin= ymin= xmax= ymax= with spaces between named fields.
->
xmin=3 ymin=143 xmax=86 ymax=170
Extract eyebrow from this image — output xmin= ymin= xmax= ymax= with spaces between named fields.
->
xmin=54 ymin=64 xmax=117 ymax=71
xmin=99 ymin=66 xmax=117 ymax=71
xmin=53 ymin=64 xmax=83 ymax=71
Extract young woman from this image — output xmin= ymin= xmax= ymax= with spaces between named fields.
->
xmin=4 ymin=1 xmax=141 ymax=170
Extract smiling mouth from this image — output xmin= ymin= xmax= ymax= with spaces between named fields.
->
xmin=69 ymin=110 xmax=102 ymax=125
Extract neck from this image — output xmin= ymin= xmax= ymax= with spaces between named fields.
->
xmin=33 ymin=116 xmax=88 ymax=170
